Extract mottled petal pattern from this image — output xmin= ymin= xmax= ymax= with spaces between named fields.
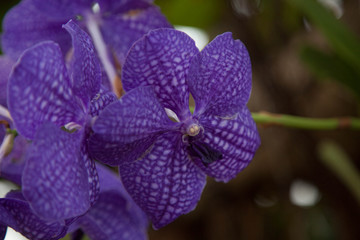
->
xmin=193 ymin=107 xmax=260 ymax=182
xmin=122 ymin=29 xmax=198 ymax=119
xmin=8 ymin=41 xmax=85 ymax=139
xmin=97 ymin=163 xmax=148 ymax=228
xmin=64 ymin=20 xmax=102 ymax=103
xmin=89 ymin=86 xmax=117 ymax=117
xmin=120 ymin=132 xmax=207 ymax=229
xmin=22 ymin=123 xmax=91 ymax=220
xmin=31 ymin=0 xmax=92 ymax=20
xmin=0 ymin=56 xmax=14 ymax=107
xmin=101 ymin=5 xmax=172 ymax=64
xmin=0 ymin=193 xmax=68 ymax=240
xmin=188 ymin=32 xmax=252 ymax=117
xmin=76 ymin=191 xmax=148 ymax=240
xmin=1 ymin=0 xmax=71 ymax=60
xmin=98 ymin=0 xmax=154 ymax=13
xmin=79 ymin=142 xmax=100 ymax=207
xmin=90 ymin=86 xmax=174 ymax=165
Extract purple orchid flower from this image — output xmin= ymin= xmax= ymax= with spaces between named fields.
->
xmin=6 ymin=20 xmax=117 ymax=221
xmin=2 ymin=0 xmax=172 ymax=93
xmin=0 ymin=163 xmax=148 ymax=240
xmin=89 ymin=28 xmax=261 ymax=228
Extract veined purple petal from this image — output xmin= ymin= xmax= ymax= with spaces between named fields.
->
xmin=80 ymin=140 xmax=100 ymax=208
xmin=193 ymin=107 xmax=260 ymax=182
xmin=30 ymin=0 xmax=93 ymax=20
xmin=120 ymin=132 xmax=207 ymax=229
xmin=8 ymin=41 xmax=85 ymax=139
xmin=1 ymin=0 xmax=71 ymax=60
xmin=64 ymin=20 xmax=102 ymax=104
xmin=76 ymin=191 xmax=148 ymax=240
xmin=122 ymin=29 xmax=198 ymax=120
xmin=0 ymin=192 xmax=68 ymax=240
xmin=22 ymin=123 xmax=93 ymax=221
xmin=68 ymin=164 xmax=148 ymax=240
xmin=89 ymin=85 xmax=117 ymax=117
xmin=90 ymin=86 xmax=174 ymax=165
xmin=188 ymin=32 xmax=252 ymax=118
xmin=0 ymin=56 xmax=14 ymax=107
xmin=97 ymin=163 xmax=148 ymax=228
xmin=101 ymin=5 xmax=172 ymax=64
xmin=95 ymin=163 xmax=123 ymax=193
xmin=98 ymin=0 xmax=154 ymax=13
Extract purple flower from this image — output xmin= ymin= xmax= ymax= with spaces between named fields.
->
xmin=2 ymin=0 xmax=172 ymax=93
xmin=2 ymin=0 xmax=171 ymax=63
xmin=0 ymin=164 xmax=148 ymax=240
xmin=7 ymin=20 xmax=117 ymax=221
xmin=90 ymin=29 xmax=261 ymax=228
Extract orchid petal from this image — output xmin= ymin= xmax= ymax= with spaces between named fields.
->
xmin=90 ymin=86 xmax=174 ymax=165
xmin=22 ymin=123 xmax=94 ymax=220
xmin=101 ymin=5 xmax=172 ymax=64
xmin=76 ymin=191 xmax=147 ymax=240
xmin=8 ymin=42 xmax=85 ymax=139
xmin=30 ymin=0 xmax=93 ymax=20
xmin=89 ymin=85 xmax=117 ymax=117
xmin=120 ymin=132 xmax=206 ymax=229
xmin=192 ymin=107 xmax=260 ymax=182
xmin=63 ymin=20 xmax=102 ymax=104
xmin=0 ymin=192 xmax=68 ymax=240
xmin=0 ymin=56 xmax=14 ymax=107
xmin=122 ymin=29 xmax=198 ymax=120
xmin=188 ymin=32 xmax=252 ymax=118
xmin=1 ymin=0 xmax=71 ymax=60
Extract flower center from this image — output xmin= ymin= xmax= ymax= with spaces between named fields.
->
xmin=186 ymin=123 xmax=201 ymax=136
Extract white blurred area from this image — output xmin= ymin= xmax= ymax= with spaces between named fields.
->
xmin=175 ymin=25 xmax=209 ymax=50
xmin=0 ymin=180 xmax=28 ymax=240
xmin=4 ymin=228 xmax=28 ymax=240
xmin=318 ymin=0 xmax=343 ymax=19
xmin=290 ymin=179 xmax=321 ymax=207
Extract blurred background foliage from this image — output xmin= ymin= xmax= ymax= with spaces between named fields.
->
xmin=1 ymin=0 xmax=360 ymax=239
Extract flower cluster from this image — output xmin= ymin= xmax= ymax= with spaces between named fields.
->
xmin=0 ymin=0 xmax=260 ymax=239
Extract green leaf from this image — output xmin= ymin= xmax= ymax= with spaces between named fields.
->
xmin=300 ymin=45 xmax=360 ymax=97
xmin=287 ymin=0 xmax=360 ymax=75
xmin=318 ymin=141 xmax=360 ymax=205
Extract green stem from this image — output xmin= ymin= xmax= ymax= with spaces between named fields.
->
xmin=189 ymin=106 xmax=360 ymax=130
xmin=6 ymin=128 xmax=18 ymax=136
xmin=251 ymin=112 xmax=360 ymax=130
